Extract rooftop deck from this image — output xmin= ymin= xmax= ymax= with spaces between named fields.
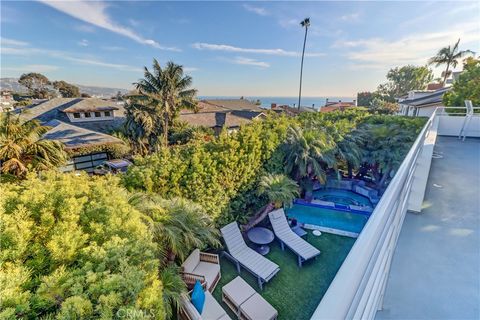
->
xmin=376 ymin=136 xmax=480 ymax=319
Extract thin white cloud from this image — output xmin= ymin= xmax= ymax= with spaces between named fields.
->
xmin=101 ymin=45 xmax=125 ymax=51
xmin=38 ymin=0 xmax=180 ymax=51
xmin=183 ymin=67 xmax=198 ymax=72
xmin=0 ymin=37 xmax=29 ymax=46
xmin=192 ymin=42 xmax=325 ymax=57
xmin=334 ymin=21 xmax=479 ymax=70
xmin=230 ymin=56 xmax=270 ymax=68
xmin=74 ymin=24 xmax=96 ymax=33
xmin=78 ymin=39 xmax=89 ymax=47
xmin=1 ymin=40 xmax=142 ymax=72
xmin=340 ymin=12 xmax=360 ymax=22
xmin=2 ymin=64 xmax=60 ymax=73
xmin=243 ymin=4 xmax=269 ymax=16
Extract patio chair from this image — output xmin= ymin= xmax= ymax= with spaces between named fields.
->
xmin=268 ymin=209 xmax=321 ymax=267
xmin=179 ymin=283 xmax=231 ymax=320
xmin=220 ymin=222 xmax=280 ymax=290
xmin=181 ymin=249 xmax=221 ymax=292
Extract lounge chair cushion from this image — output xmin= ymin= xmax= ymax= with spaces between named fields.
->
xmin=193 ymin=261 xmax=220 ymax=289
xmin=181 ymin=296 xmax=201 ymax=320
xmin=202 ymin=291 xmax=230 ymax=320
xmin=270 ymin=210 xmax=283 ymax=220
xmin=183 ymin=249 xmax=200 ymax=273
xmin=240 ymin=293 xmax=278 ymax=320
xmin=234 ymin=248 xmax=279 ymax=281
xmin=191 ymin=281 xmax=205 ymax=314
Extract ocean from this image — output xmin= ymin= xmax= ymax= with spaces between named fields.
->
xmin=199 ymin=96 xmax=355 ymax=110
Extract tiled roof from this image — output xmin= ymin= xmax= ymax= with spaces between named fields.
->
xmin=43 ymin=120 xmax=123 ymax=149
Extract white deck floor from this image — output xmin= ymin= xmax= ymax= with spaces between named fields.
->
xmin=376 ymin=136 xmax=480 ymax=320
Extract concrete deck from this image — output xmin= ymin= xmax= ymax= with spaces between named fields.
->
xmin=376 ymin=136 xmax=480 ymax=320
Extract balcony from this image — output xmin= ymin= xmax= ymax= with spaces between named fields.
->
xmin=311 ymin=108 xmax=480 ymax=319
xmin=376 ymin=135 xmax=479 ymax=319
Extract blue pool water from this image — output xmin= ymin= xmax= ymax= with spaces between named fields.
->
xmin=286 ymin=189 xmax=373 ymax=233
xmin=313 ymin=188 xmax=372 ymax=207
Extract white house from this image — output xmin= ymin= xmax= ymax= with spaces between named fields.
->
xmin=398 ymin=87 xmax=451 ymax=117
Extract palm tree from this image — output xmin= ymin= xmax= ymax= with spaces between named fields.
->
xmin=0 ymin=112 xmax=66 ymax=177
xmin=283 ymin=126 xmax=336 ymax=198
xmin=123 ymin=98 xmax=160 ymax=154
xmin=133 ymin=59 xmax=198 ymax=148
xmin=429 ymin=39 xmax=474 ymax=85
xmin=243 ymin=173 xmax=299 ymax=231
xmin=298 ymin=18 xmax=310 ymax=110
xmin=131 ymin=195 xmax=220 ymax=263
xmin=159 ymin=264 xmax=187 ymax=320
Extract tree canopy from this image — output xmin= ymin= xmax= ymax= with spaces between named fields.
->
xmin=0 ymin=113 xmax=67 ymax=178
xmin=128 ymin=60 xmax=198 ymax=149
xmin=377 ymin=65 xmax=433 ymax=101
xmin=0 ymin=173 xmax=166 ymax=319
xmin=53 ymin=81 xmax=80 ymax=98
xmin=443 ymin=57 xmax=480 ymax=108
xmin=429 ymin=38 xmax=475 ymax=85
xmin=18 ymin=73 xmax=53 ymax=99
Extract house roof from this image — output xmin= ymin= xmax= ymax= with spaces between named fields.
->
xmin=179 ymin=110 xmax=264 ymax=128
xmin=43 ymin=119 xmax=123 ymax=149
xmin=17 ymin=97 xmax=125 ymax=134
xmin=202 ymin=99 xmax=264 ymax=112
xmin=62 ymin=98 xmax=119 ymax=113
xmin=400 ymin=87 xmax=451 ymax=107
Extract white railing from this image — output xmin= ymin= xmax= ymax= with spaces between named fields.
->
xmin=310 ymin=109 xmax=439 ymax=319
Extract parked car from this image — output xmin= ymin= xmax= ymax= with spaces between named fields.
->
xmin=93 ymin=159 xmax=132 ymax=175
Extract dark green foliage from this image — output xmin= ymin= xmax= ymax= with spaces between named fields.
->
xmin=443 ymin=57 xmax=480 ymax=111
xmin=123 ymin=109 xmax=426 ymax=222
xmin=122 ymin=115 xmax=292 ymax=220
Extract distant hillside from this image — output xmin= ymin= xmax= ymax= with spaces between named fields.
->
xmin=0 ymin=78 xmax=129 ymax=98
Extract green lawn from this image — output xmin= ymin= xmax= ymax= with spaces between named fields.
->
xmin=212 ymin=231 xmax=356 ymax=320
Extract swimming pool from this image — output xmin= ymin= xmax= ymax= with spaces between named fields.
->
xmin=286 ymin=189 xmax=373 ymax=234
xmin=313 ymin=188 xmax=372 ymax=207
xmin=286 ymin=205 xmax=369 ymax=234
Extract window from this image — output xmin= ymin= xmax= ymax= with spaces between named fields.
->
xmin=73 ymin=113 xmax=81 ymax=118
xmin=84 ymin=112 xmax=91 ymax=118
xmin=94 ymin=112 xmax=101 ymax=117
xmin=104 ymin=111 xmax=111 ymax=117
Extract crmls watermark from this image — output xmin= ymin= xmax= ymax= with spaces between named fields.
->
xmin=116 ymin=309 xmax=156 ymax=319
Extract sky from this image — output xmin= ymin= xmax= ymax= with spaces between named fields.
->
xmin=1 ymin=1 xmax=479 ymax=97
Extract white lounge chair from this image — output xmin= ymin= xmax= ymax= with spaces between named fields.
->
xmin=220 ymin=222 xmax=280 ymax=290
xmin=268 ymin=209 xmax=321 ymax=267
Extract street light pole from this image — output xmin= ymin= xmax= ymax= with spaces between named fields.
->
xmin=298 ymin=17 xmax=310 ymax=111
